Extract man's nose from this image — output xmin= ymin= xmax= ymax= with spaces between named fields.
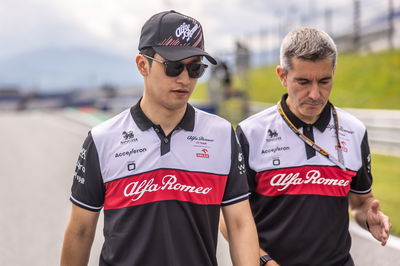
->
xmin=176 ymin=66 xmax=191 ymax=85
xmin=308 ymin=82 xmax=321 ymax=100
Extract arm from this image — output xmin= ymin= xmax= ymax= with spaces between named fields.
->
xmin=61 ymin=204 xmax=100 ymax=266
xmin=220 ymin=216 xmax=279 ymax=266
xmin=225 ymin=126 xmax=279 ymax=265
xmin=221 ymin=200 xmax=259 ymax=266
xmin=349 ymin=192 xmax=391 ymax=246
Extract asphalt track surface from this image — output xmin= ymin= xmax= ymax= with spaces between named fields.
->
xmin=1 ymin=111 xmax=399 ymax=266
xmin=0 ymin=111 xmax=103 ymax=266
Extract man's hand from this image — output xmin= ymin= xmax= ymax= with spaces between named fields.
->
xmin=366 ymin=200 xmax=391 ymax=246
xmin=349 ymin=192 xmax=391 ymax=246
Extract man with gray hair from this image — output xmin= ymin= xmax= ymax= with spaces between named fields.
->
xmin=233 ymin=27 xmax=391 ymax=265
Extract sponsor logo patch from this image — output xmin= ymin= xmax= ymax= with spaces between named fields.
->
xmin=261 ymin=146 xmax=290 ymax=154
xmin=115 ymin=147 xmax=147 ymax=158
xmin=187 ymin=135 xmax=214 ymax=142
xmin=270 ymin=169 xmax=350 ymax=192
xmin=121 ymin=131 xmax=138 ymax=144
xmin=175 ymin=22 xmax=199 ymax=42
xmin=103 ymin=169 xmax=228 ymax=209
xmin=327 ymin=124 xmax=354 ymax=135
xmin=74 ymin=148 xmax=87 ymax=184
xmin=266 ymin=129 xmax=282 ymax=142
xmin=124 ymin=174 xmax=213 ymax=202
xmin=79 ymin=148 xmax=87 ymax=160
xmin=335 ymin=141 xmax=348 ymax=152
xmin=272 ymin=158 xmax=281 ymax=166
xmin=127 ymin=161 xmax=136 ymax=171
xmin=196 ymin=148 xmax=210 ymax=158
xmin=188 ymin=135 xmax=214 ymax=148
xmin=256 ymin=166 xmax=356 ymax=197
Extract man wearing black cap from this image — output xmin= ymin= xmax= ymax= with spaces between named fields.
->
xmin=61 ymin=10 xmax=259 ymax=266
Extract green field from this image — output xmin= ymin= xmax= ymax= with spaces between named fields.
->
xmin=371 ymin=154 xmax=400 ymax=236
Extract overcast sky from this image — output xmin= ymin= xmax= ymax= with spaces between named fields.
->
xmin=0 ymin=0 xmax=397 ymax=60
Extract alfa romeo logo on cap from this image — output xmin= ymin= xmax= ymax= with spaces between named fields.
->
xmin=175 ymin=22 xmax=199 ymax=42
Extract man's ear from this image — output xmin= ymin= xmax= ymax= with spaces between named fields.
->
xmin=136 ymin=55 xmax=149 ymax=76
xmin=275 ymin=66 xmax=287 ymax=88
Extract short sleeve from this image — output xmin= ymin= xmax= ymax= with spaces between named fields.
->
xmin=350 ymin=131 xmax=373 ymax=194
xmin=221 ymin=127 xmax=250 ymax=206
xmin=236 ymin=125 xmax=257 ymax=193
xmin=70 ymin=132 xmax=105 ymax=211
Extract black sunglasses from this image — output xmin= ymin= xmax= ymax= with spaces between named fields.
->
xmin=142 ymin=54 xmax=208 ymax=78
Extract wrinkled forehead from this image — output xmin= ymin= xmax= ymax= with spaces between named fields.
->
xmin=289 ymin=58 xmax=335 ymax=76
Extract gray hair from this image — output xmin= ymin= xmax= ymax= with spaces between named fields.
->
xmin=280 ymin=27 xmax=337 ymax=74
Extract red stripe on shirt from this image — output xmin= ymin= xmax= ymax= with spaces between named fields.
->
xmin=104 ymin=169 xmax=228 ymax=210
xmin=255 ymin=166 xmax=356 ymax=197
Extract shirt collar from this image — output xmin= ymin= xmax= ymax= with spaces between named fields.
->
xmin=280 ymin=93 xmax=332 ymax=132
xmin=130 ymin=98 xmax=195 ymax=132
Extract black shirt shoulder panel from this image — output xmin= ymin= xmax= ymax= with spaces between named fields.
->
xmin=221 ymin=127 xmax=250 ymax=205
xmin=350 ymin=130 xmax=373 ymax=194
xmin=70 ymin=131 xmax=105 ymax=211
xmin=236 ymin=125 xmax=256 ymax=192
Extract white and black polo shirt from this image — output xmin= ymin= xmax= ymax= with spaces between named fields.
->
xmin=70 ymin=100 xmax=249 ymax=266
xmin=237 ymin=94 xmax=372 ymax=266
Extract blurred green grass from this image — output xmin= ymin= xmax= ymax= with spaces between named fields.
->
xmin=247 ymin=49 xmax=400 ymax=109
xmin=371 ymin=154 xmax=400 ymax=236
xmin=191 ymin=82 xmax=207 ymax=100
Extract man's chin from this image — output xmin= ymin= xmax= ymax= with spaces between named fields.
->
xmin=303 ymin=105 xmax=323 ymax=113
xmin=299 ymin=108 xmax=323 ymax=122
xmin=164 ymin=101 xmax=188 ymax=111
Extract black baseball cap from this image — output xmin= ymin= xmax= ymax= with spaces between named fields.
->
xmin=138 ymin=10 xmax=217 ymax=65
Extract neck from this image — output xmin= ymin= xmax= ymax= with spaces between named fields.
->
xmin=140 ymin=97 xmax=187 ymax=135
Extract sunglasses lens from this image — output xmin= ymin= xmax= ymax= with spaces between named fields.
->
xmin=163 ymin=61 xmax=208 ymax=78
xmin=187 ymin=64 xmax=207 ymax=78
xmin=165 ymin=62 xmax=184 ymax=77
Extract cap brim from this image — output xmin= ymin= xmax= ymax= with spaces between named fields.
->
xmin=153 ymin=46 xmax=217 ymax=65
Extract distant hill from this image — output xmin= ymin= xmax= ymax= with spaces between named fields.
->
xmin=0 ymin=47 xmax=142 ymax=91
